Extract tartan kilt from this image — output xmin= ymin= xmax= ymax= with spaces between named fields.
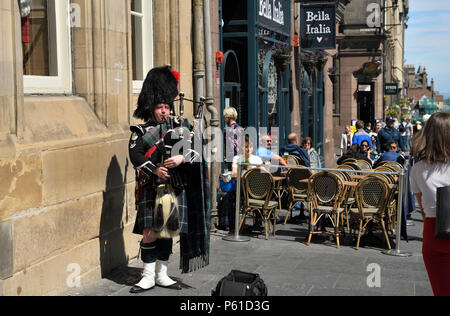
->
xmin=133 ymin=182 xmax=188 ymax=236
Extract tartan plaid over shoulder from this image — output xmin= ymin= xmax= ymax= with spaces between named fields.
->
xmin=129 ymin=119 xmax=211 ymax=274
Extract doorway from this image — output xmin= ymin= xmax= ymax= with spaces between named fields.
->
xmin=357 ymin=83 xmax=375 ymax=126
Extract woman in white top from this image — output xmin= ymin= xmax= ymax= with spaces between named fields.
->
xmin=340 ymin=125 xmax=354 ymax=156
xmin=232 ymin=137 xmax=263 ymax=178
xmin=410 ymin=112 xmax=450 ymax=296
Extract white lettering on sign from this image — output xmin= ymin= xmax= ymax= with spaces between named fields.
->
xmin=259 ymin=0 xmax=284 ymax=26
xmin=259 ymin=0 xmax=272 ymax=20
xmin=306 ymin=24 xmax=331 ymax=35
xmin=304 ymin=10 xmax=332 ymax=35
xmin=306 ymin=11 xmax=331 ymax=22
xmin=273 ymin=1 xmax=284 ymax=25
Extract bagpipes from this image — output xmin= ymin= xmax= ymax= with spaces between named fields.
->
xmin=151 ymin=94 xmax=206 ymax=239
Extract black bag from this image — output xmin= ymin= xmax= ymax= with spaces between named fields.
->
xmin=212 ymin=270 xmax=268 ymax=296
xmin=435 ymin=186 xmax=450 ymax=240
xmin=398 ymin=124 xmax=406 ymax=133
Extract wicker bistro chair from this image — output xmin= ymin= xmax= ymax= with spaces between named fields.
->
xmin=374 ymin=166 xmax=397 ymax=183
xmin=381 ymin=161 xmax=404 ymax=173
xmin=307 ymin=172 xmax=345 ymax=248
xmin=283 ymin=168 xmax=313 ymax=225
xmin=331 ymin=170 xmax=354 ymax=233
xmin=355 ymin=159 xmax=373 ymax=170
xmin=373 ymin=165 xmax=399 ymax=229
xmin=352 ymin=176 xmax=392 ymax=250
xmin=284 ymin=155 xmax=303 ymax=166
xmin=239 ymin=167 xmax=279 ymax=240
xmin=342 ymin=158 xmax=357 ymax=164
xmin=337 ymin=164 xmax=355 ymax=171
xmin=335 ymin=166 xmax=359 ymax=231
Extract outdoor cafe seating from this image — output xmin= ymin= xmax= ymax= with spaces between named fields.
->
xmin=283 ymin=168 xmax=313 ymax=225
xmin=235 ymin=159 xmax=404 ymax=250
xmin=239 ymin=167 xmax=278 ymax=240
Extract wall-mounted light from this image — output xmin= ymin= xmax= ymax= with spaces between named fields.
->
xmin=18 ymin=0 xmax=32 ymax=18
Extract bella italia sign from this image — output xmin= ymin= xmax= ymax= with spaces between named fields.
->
xmin=258 ymin=0 xmax=288 ymax=33
xmin=300 ymin=3 xmax=336 ymax=50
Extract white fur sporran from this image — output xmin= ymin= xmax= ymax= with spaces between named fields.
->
xmin=153 ymin=185 xmax=180 ymax=239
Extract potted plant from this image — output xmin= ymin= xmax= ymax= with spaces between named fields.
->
xmin=272 ymin=43 xmax=292 ymax=69
xmin=315 ymin=50 xmax=329 ymax=71
xmin=301 ymin=50 xmax=316 ymax=75
xmin=328 ymin=67 xmax=339 ymax=83
xmin=301 ymin=50 xmax=330 ymax=74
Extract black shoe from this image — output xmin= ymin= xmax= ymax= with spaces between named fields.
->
xmin=156 ymin=282 xmax=183 ymax=290
xmin=129 ymin=285 xmax=154 ymax=294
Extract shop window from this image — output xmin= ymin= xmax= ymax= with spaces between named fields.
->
xmin=22 ymin=0 xmax=72 ymax=94
xmin=131 ymin=0 xmax=154 ymax=93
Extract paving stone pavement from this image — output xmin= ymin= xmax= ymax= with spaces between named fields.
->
xmin=64 ymin=210 xmax=433 ymax=296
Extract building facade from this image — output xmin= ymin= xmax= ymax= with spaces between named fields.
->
xmin=219 ymin=0 xmax=293 ymax=153
xmin=332 ymin=0 xmax=408 ymax=147
xmin=0 ymin=0 xmax=197 ymax=296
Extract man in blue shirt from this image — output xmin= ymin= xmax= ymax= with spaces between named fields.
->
xmin=352 ymin=120 xmax=373 ymax=148
xmin=257 ymin=135 xmax=287 ymax=166
xmin=373 ymin=141 xmax=405 ymax=168
xmin=280 ymin=133 xmax=311 ymax=167
xmin=377 ymin=117 xmax=400 ymax=154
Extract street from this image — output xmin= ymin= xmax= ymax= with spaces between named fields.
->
xmin=64 ymin=210 xmax=432 ymax=296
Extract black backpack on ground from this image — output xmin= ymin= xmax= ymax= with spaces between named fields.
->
xmin=212 ymin=270 xmax=268 ymax=296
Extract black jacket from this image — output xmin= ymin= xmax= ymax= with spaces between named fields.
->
xmin=280 ymin=144 xmax=311 ymax=167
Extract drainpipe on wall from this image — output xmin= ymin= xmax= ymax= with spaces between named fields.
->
xmin=203 ymin=0 xmax=219 ymax=230
xmin=193 ymin=0 xmax=205 ymax=107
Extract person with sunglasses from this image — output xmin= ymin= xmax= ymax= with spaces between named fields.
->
xmin=256 ymin=135 xmax=287 ymax=167
xmin=373 ymin=141 xmax=405 ymax=168
xmin=359 ymin=140 xmax=375 ymax=162
xmin=337 ymin=142 xmax=373 ymax=166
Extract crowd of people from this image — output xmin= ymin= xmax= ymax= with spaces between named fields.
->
xmin=338 ymin=117 xmax=413 ymax=167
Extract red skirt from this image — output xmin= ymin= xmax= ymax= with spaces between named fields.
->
xmin=422 ymin=218 xmax=450 ymax=296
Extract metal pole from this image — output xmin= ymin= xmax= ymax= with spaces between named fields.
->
xmin=204 ymin=0 xmax=220 ymax=230
xmin=382 ymin=167 xmax=412 ymax=257
xmin=223 ymin=163 xmax=250 ymax=242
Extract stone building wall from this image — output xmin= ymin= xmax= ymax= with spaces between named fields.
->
xmin=0 ymin=0 xmax=195 ymax=296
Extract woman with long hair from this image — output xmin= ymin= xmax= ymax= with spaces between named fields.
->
xmin=302 ymin=137 xmax=322 ymax=169
xmin=410 ymin=112 xmax=450 ymax=296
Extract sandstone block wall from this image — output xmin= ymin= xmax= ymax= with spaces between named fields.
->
xmin=0 ymin=0 xmax=194 ymax=296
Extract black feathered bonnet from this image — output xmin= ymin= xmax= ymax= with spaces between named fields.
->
xmin=134 ymin=66 xmax=179 ymax=122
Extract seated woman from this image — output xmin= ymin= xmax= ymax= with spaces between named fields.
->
xmin=232 ymin=137 xmax=263 ymax=178
xmin=229 ymin=137 xmax=263 ymax=234
xmin=359 ymin=139 xmax=376 ymax=163
xmin=302 ymin=137 xmax=322 ymax=169
xmin=337 ymin=141 xmax=373 ymax=166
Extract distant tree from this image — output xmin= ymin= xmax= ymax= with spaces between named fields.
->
xmin=445 ymin=98 xmax=450 ymax=106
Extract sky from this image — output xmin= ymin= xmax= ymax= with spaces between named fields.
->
xmin=405 ymin=0 xmax=450 ymax=96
